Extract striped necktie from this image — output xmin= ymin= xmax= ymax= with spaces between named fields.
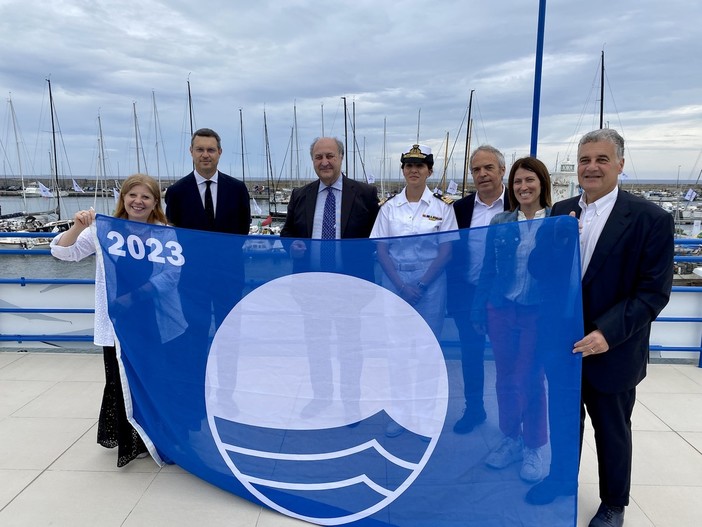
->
xmin=321 ymin=186 xmax=336 ymax=270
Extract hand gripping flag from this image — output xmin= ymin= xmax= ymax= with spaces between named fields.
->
xmin=96 ymin=215 xmax=583 ymax=527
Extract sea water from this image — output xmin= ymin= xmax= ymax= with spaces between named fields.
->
xmin=0 ymin=195 xmax=119 ymax=279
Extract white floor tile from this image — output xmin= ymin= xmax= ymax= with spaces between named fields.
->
xmin=639 ymin=364 xmax=702 ymax=394
xmin=636 ymin=392 xmax=702 ymax=432
xmin=123 ymin=472 xmax=262 ymax=527
xmin=0 ymin=379 xmax=54 ymax=418
xmin=631 ymin=485 xmax=702 ymax=527
xmin=632 ymin=399 xmax=669 ymax=431
xmin=0 ymin=470 xmax=155 ymax=527
xmin=12 ymin=380 xmax=103 ymax=419
xmin=0 ymin=352 xmax=23 ymax=369
xmin=0 ymin=416 xmax=94 ymax=470
xmin=1 ymin=352 xmax=700 ymax=526
xmin=679 ymin=431 xmax=702 ymax=453
xmin=0 ymin=469 xmax=40 ymax=509
xmin=633 ymin=431 xmax=702 ymax=486
xmin=0 ymin=353 xmax=97 ymax=382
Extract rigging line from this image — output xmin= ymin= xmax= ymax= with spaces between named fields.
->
xmin=154 ymin=98 xmax=171 ymax=182
xmin=29 ymin=84 xmax=49 ymax=177
xmin=446 ymin=104 xmax=469 ymax=167
xmin=603 ymin=68 xmax=639 ymax=182
xmin=346 ymin=113 xmax=370 ymax=182
xmin=563 ymin=60 xmax=602 ymax=161
xmin=327 ymin=98 xmax=343 ymax=139
xmin=275 ymin=126 xmax=293 ymax=185
xmin=689 ymin=150 xmax=702 ymax=182
xmin=472 ymin=96 xmax=489 ymax=147
xmin=52 ymin=102 xmax=75 ymax=179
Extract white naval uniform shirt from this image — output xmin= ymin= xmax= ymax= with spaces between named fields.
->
xmin=370 ymin=186 xmax=458 ymax=264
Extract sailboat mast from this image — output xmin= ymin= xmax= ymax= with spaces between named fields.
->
xmin=321 ymin=103 xmax=325 ymax=137
xmin=152 ymin=91 xmax=161 ymax=187
xmin=187 ymin=77 xmax=195 ymax=171
xmin=293 ymin=102 xmax=300 ymax=183
xmin=416 ymin=109 xmax=421 ymax=143
xmin=263 ymin=110 xmax=275 ymax=214
xmin=239 ymin=108 xmax=245 ymax=183
xmin=187 ymin=77 xmax=194 ymax=137
xmin=441 ymin=131 xmax=449 ymax=193
xmin=97 ymin=112 xmax=108 ymax=198
xmin=9 ymin=96 xmax=28 ymax=211
xmin=352 ymin=100 xmax=356 ymax=180
xmin=599 ymin=50 xmax=605 ymax=129
xmin=461 ymin=90 xmax=474 ymax=197
xmin=341 ymin=96 xmax=349 ymax=177
xmin=132 ymin=102 xmax=141 ymax=173
xmin=381 ymin=117 xmax=386 ymax=197
xmin=47 ymin=78 xmax=62 ymax=220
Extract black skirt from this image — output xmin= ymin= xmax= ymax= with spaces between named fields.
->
xmin=97 ymin=345 xmax=147 ymax=467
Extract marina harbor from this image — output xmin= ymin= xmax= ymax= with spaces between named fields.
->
xmin=1 ymin=183 xmax=701 ymax=527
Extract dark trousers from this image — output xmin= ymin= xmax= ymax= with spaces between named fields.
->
xmin=454 ymin=284 xmax=486 ymax=413
xmin=581 ymin=377 xmax=636 ymax=507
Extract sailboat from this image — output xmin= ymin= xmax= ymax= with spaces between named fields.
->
xmin=0 ymin=81 xmax=73 ymax=246
xmin=0 ymin=94 xmax=54 ymax=229
xmin=549 ymin=50 xmax=608 ymax=202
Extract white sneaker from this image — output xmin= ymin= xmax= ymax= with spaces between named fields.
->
xmin=520 ymin=446 xmax=544 ymax=482
xmin=485 ymin=436 xmax=523 ymax=469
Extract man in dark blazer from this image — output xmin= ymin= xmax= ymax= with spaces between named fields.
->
xmin=280 ymin=137 xmax=379 ymax=418
xmin=165 ymin=127 xmax=251 ymax=313
xmin=527 ymin=129 xmax=673 ymax=527
xmin=280 ymin=136 xmax=379 ymax=277
xmin=163 ymin=129 xmax=251 ymax=437
xmin=165 ymin=128 xmax=250 ymax=235
xmin=449 ymin=145 xmax=510 ymax=434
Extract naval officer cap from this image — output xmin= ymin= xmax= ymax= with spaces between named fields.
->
xmin=401 ymin=144 xmax=434 ymax=168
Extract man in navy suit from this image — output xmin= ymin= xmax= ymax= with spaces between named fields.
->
xmin=165 ymin=127 xmax=251 ymax=318
xmin=450 ymin=145 xmax=510 ymax=434
xmin=163 ymin=129 xmax=251 ymax=436
xmin=527 ymin=129 xmax=673 ymax=527
xmin=165 ymin=128 xmax=250 ymax=235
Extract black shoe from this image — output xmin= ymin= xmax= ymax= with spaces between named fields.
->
xmin=588 ymin=503 xmax=624 ymax=527
xmin=453 ymin=407 xmax=487 ymax=434
xmin=525 ymin=476 xmax=576 ymax=505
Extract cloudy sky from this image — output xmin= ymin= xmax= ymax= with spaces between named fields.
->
xmin=1 ymin=0 xmax=700 ymax=187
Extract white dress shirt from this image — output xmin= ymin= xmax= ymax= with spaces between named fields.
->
xmin=578 ymin=186 xmax=619 ymax=277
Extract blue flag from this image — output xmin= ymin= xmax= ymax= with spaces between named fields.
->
xmin=96 ymin=215 xmax=583 ymax=526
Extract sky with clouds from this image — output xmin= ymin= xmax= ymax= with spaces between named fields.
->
xmin=1 ymin=0 xmax=701 ymax=187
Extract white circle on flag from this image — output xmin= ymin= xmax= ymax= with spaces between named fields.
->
xmin=206 ymin=272 xmax=448 ymax=524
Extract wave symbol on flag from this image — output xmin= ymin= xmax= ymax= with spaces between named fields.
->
xmin=205 ymin=273 xmax=449 ymax=525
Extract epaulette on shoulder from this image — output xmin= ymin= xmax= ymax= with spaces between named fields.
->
xmin=433 ymin=192 xmax=453 ymax=205
xmin=379 ymin=194 xmax=396 ymax=206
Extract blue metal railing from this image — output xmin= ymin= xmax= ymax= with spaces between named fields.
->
xmin=0 ymin=231 xmax=95 ymax=344
xmin=2 ymin=232 xmax=702 ymax=365
xmin=655 ymin=238 xmax=702 ymax=366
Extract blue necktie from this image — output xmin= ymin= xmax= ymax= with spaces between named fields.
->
xmin=321 ymin=186 xmax=336 ymax=270
xmin=321 ymin=186 xmax=336 ymax=239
